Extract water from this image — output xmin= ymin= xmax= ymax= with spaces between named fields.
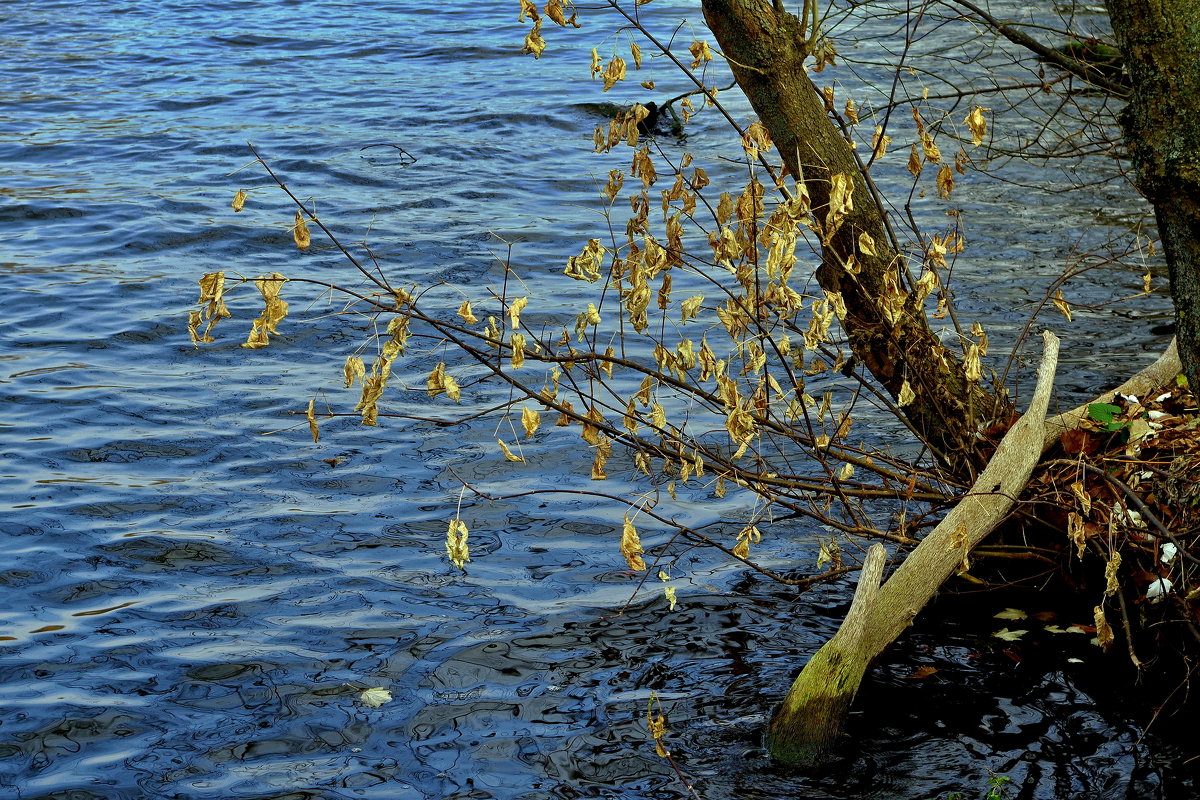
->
xmin=0 ymin=1 xmax=1190 ymax=798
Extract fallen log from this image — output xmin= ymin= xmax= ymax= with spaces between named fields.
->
xmin=1043 ymin=337 xmax=1180 ymax=448
xmin=766 ymin=330 xmax=1061 ymax=766
xmin=766 ymin=335 xmax=1184 ymax=767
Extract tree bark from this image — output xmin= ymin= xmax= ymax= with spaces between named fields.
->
xmin=1106 ymin=1 xmax=1200 ymax=391
xmin=701 ymin=0 xmax=1013 ymax=474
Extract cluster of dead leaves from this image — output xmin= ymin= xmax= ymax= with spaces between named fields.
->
xmin=1027 ymin=378 xmax=1199 ymax=633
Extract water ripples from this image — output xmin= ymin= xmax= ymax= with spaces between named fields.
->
xmin=0 ymin=0 xmax=1190 ymax=797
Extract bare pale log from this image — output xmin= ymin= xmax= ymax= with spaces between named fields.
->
xmin=767 ymin=330 xmax=1061 ymax=766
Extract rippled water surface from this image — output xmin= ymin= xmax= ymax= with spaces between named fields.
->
xmin=1 ymin=1 xmax=1192 ymax=798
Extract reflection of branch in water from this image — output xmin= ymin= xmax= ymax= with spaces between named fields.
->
xmin=359 ymin=143 xmax=418 ymax=163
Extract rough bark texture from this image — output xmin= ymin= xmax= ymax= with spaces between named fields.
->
xmin=767 ymin=331 xmax=1060 ymax=767
xmin=1106 ymin=1 xmax=1200 ymax=391
xmin=701 ymin=0 xmax=1012 ymax=474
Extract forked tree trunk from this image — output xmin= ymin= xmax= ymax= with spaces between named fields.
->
xmin=766 ymin=330 xmax=1060 ymax=766
xmin=1106 ymin=0 xmax=1200 ymax=391
xmin=765 ymin=336 xmax=1181 ymax=766
xmin=701 ymin=0 xmax=1014 ymax=474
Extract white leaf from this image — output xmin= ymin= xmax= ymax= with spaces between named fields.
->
xmin=359 ymin=687 xmax=393 ymax=708
xmin=994 ymin=608 xmax=1027 ymax=620
xmin=992 ymin=628 xmax=1026 ymax=641
xmin=1146 ymin=577 xmax=1173 ymax=603
xmin=1161 ymin=543 xmax=1178 ymax=564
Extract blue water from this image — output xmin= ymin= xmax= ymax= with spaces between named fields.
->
xmin=0 ymin=1 xmax=1188 ymax=798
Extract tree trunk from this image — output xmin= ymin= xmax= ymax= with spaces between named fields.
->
xmin=701 ymin=0 xmax=1014 ymax=474
xmin=764 ymin=334 xmax=1179 ymax=767
xmin=1106 ymin=0 xmax=1200 ymax=391
xmin=766 ymin=331 xmax=1060 ymax=766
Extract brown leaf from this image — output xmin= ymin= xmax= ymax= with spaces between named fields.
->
xmin=1059 ymin=428 xmax=1099 ymax=455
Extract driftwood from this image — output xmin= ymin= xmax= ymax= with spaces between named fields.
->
xmin=766 ymin=335 xmax=1183 ymax=766
xmin=767 ymin=330 xmax=1060 ymax=765
xmin=1043 ymin=337 xmax=1181 ymax=448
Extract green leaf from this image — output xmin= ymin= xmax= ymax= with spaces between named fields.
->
xmin=1087 ymin=402 xmax=1121 ymax=424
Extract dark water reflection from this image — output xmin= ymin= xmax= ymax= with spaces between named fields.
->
xmin=0 ymin=0 xmax=1191 ymax=797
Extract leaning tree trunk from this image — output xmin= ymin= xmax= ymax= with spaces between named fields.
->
xmin=701 ymin=0 xmax=1014 ymax=474
xmin=766 ymin=331 xmax=1060 ymax=766
xmin=1106 ymin=0 xmax=1200 ymax=391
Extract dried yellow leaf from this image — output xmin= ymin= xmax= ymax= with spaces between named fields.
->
xmin=600 ymin=54 xmax=626 ymax=91
xmin=497 ymin=439 xmax=525 ymax=463
xmin=591 ymin=449 xmax=608 ymax=480
xmin=306 ymin=398 xmax=319 ymax=443
xmin=241 ymin=273 xmax=289 ymax=349
xmin=293 ymin=210 xmax=311 ymax=250
xmin=688 ymin=40 xmax=712 ymax=69
xmin=457 ymin=300 xmax=478 ymax=325
xmin=1051 ymin=289 xmax=1072 ymax=322
xmin=232 ymin=189 xmax=247 ymax=212
xmin=921 ymin=131 xmax=941 ymax=163
xmin=824 ymin=173 xmax=854 ymax=244
xmin=650 ymin=402 xmax=666 ymax=430
xmin=522 ymin=406 xmax=540 ymax=439
xmin=965 ymin=106 xmax=988 ymax=147
xmin=663 ymin=585 xmax=677 ymax=611
xmin=510 ymin=332 xmax=526 ymax=369
xmin=358 ymin=687 xmax=392 ymax=707
xmin=446 ymin=518 xmax=470 ymax=570
xmin=844 ymin=99 xmax=859 ymax=124
xmin=193 ymin=271 xmax=232 ymax=344
xmin=521 ymin=19 xmax=546 ymax=58
xmin=635 ymin=375 xmax=653 ymax=406
xmin=897 ymin=379 xmax=915 ymax=407
xmin=507 ymin=296 xmax=528 ymax=329
xmin=1068 ymin=511 xmax=1087 ymax=559
xmin=857 ymin=231 xmax=877 ymax=258
xmin=907 ymin=143 xmax=924 ymax=178
xmin=581 ymin=405 xmax=604 ymax=445
xmin=621 ymin=516 xmax=647 ymax=571
xmin=871 ymin=126 xmax=891 ymax=160
xmin=565 ymin=239 xmax=604 ymax=282
xmin=427 ymin=362 xmax=447 ymax=397
xmin=1070 ymin=481 xmax=1092 ymax=515
xmin=936 ymin=164 xmax=954 ymax=199
xmin=443 ymin=373 xmax=461 ymax=402
xmin=545 ymin=0 xmax=570 ymax=26
xmin=630 ymin=41 xmax=642 ymax=69
xmin=1093 ymin=605 xmax=1114 ymax=651
xmin=963 ymin=343 xmax=981 ymax=382
xmin=1104 ymin=550 xmax=1122 ymax=596
xmin=344 ymin=355 xmax=366 ymax=388
xmin=602 ymin=169 xmax=624 ymax=203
